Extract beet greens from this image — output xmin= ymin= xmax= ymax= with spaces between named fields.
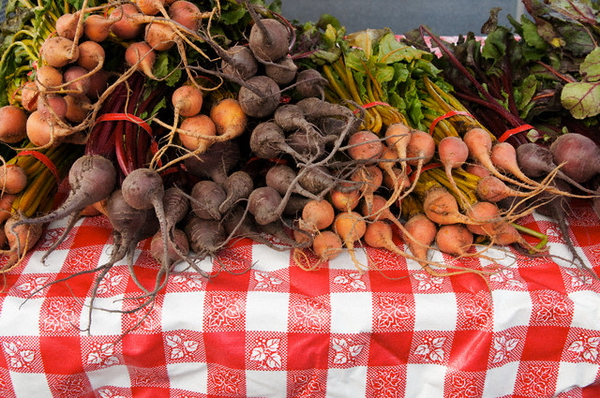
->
xmin=406 ymin=1 xmax=600 ymax=146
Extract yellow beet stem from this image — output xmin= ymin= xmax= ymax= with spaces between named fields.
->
xmin=511 ymin=222 xmax=548 ymax=252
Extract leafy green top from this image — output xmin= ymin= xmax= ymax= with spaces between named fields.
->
xmin=406 ymin=0 xmax=600 ymax=143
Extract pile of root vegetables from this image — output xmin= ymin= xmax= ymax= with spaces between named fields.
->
xmin=1 ymin=0 xmax=600 ymax=310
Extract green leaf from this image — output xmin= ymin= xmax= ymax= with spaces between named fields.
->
xmin=345 ymin=29 xmax=388 ymax=59
xmin=555 ymin=23 xmax=596 ymax=57
xmin=481 ymin=28 xmax=507 ymax=62
xmin=373 ymin=64 xmax=396 ymax=85
xmin=143 ymin=97 xmax=167 ymax=121
xmin=344 ymin=49 xmax=369 ymax=72
xmin=543 ymin=0 xmax=597 ymax=26
xmin=353 ymin=71 xmax=368 ymax=101
xmin=322 ymin=24 xmax=344 ymax=48
xmin=264 ymin=0 xmax=282 ymax=13
xmin=315 ymin=14 xmax=343 ymax=31
xmin=377 ymin=32 xmax=432 ymax=65
xmin=153 ymin=52 xmax=182 ymax=87
xmin=519 ymin=16 xmax=548 ymax=52
xmin=392 ymin=63 xmax=411 ymax=83
xmin=308 ymin=48 xmax=342 ymax=65
xmin=385 ymin=63 xmax=410 ymax=110
xmin=514 ymin=74 xmax=538 ymax=116
xmin=218 ymin=7 xmax=248 ymax=26
xmin=388 ymin=91 xmax=406 ymax=113
xmin=410 ymin=58 xmax=441 ymax=78
xmin=65 ymin=0 xmax=98 ymax=11
xmin=579 ymin=47 xmax=600 ymax=82
xmin=561 ymin=81 xmax=600 ymax=119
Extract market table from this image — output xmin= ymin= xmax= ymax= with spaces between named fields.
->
xmin=1 ymin=199 xmax=600 ymax=398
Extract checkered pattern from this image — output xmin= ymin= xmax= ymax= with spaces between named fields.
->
xmin=1 ymin=200 xmax=600 ymax=397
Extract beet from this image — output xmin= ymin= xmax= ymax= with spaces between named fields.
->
xmin=184 ymin=214 xmax=226 ymax=255
xmin=13 ymin=155 xmax=117 ymax=260
xmin=219 ymin=170 xmax=254 ymax=214
xmin=237 ymin=75 xmax=281 ymax=118
xmin=248 ymin=17 xmax=290 ymax=62
xmin=294 ymin=69 xmax=329 ymax=99
xmin=220 ymin=45 xmax=258 ymax=81
xmin=247 ymin=186 xmax=283 ymax=225
xmin=297 ymin=165 xmax=336 ymax=196
xmin=249 ymin=121 xmax=304 ymax=160
xmin=264 ymin=55 xmax=298 ymax=85
xmin=190 ymin=180 xmax=227 ymax=220
xmin=265 ymin=164 xmax=319 ymax=200
xmin=517 ymin=142 xmax=597 ymax=193
xmin=550 ymin=133 xmax=600 ymax=184
xmin=183 ymin=140 xmax=241 ymax=184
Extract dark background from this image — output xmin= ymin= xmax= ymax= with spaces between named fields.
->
xmin=1 ymin=1 xmax=523 ymax=34
xmin=0 ymin=0 xmax=6 ymax=22
xmin=281 ymin=0 xmax=524 ymax=35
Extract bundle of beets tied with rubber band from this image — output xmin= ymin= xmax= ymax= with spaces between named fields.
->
xmin=400 ymin=0 xmax=600 ymax=278
xmin=0 ymin=0 xmax=598 ymax=325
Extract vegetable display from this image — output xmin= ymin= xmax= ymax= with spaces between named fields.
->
xmin=1 ymin=0 xmax=599 ymax=318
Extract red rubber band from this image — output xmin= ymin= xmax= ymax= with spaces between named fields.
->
xmin=158 ymin=166 xmax=180 ymax=178
xmin=428 ymin=110 xmax=474 ymax=136
xmin=408 ymin=162 xmax=442 ymax=183
xmin=149 ymin=141 xmax=162 ymax=169
xmin=363 ymin=101 xmax=392 ymax=109
xmin=16 ymin=150 xmax=61 ymax=183
xmin=96 ymin=113 xmax=153 ymax=136
xmin=352 ymin=101 xmax=393 ymax=114
xmin=498 ymin=124 xmax=534 ymax=143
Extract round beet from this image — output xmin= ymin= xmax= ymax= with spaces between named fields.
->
xmin=248 ymin=18 xmax=290 ymax=62
xmin=237 ymin=75 xmax=281 ymax=118
xmin=550 ymin=133 xmax=600 ymax=183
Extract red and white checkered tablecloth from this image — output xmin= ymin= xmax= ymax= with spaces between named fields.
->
xmin=1 ymin=200 xmax=600 ymax=398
